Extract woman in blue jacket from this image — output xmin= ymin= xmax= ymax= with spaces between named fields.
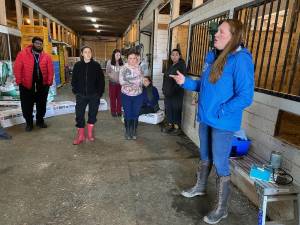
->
xmin=171 ymin=19 xmax=254 ymax=224
xmin=140 ymin=76 xmax=160 ymax=115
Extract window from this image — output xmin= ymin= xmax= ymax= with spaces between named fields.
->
xmin=170 ymin=21 xmax=190 ymax=62
xmin=0 ymin=33 xmax=9 ymax=60
xmin=275 ymin=110 xmax=300 ymax=147
xmin=9 ymin=35 xmax=21 ymax=61
xmin=22 ymin=4 xmax=30 ymax=25
xmin=180 ymin=0 xmax=193 ymax=15
xmin=235 ymin=0 xmax=300 ymax=101
xmin=33 ymin=10 xmax=39 ymax=26
xmin=5 ymin=0 xmax=17 ymax=28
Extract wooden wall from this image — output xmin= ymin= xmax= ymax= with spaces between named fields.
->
xmin=171 ymin=24 xmax=189 ymax=61
xmin=83 ymin=40 xmax=117 ymax=60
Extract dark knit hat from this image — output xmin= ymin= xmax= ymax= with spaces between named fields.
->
xmin=32 ymin=36 xmax=43 ymax=43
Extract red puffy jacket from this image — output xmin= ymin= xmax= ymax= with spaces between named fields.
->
xmin=14 ymin=45 xmax=54 ymax=89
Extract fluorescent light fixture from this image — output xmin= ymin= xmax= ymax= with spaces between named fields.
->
xmin=96 ymin=30 xmax=101 ymax=33
xmin=93 ymin=24 xmax=100 ymax=28
xmin=85 ymin=5 xmax=93 ymax=13
xmin=91 ymin=18 xmax=96 ymax=22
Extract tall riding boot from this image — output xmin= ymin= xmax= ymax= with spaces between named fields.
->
xmin=132 ymin=119 xmax=138 ymax=140
xmin=181 ymin=161 xmax=212 ymax=198
xmin=73 ymin=128 xmax=86 ymax=145
xmin=124 ymin=119 xmax=131 ymax=140
xmin=203 ymin=176 xmax=231 ymax=224
xmin=87 ymin=123 xmax=95 ymax=141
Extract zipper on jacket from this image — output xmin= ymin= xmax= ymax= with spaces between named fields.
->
xmin=85 ymin=63 xmax=89 ymax=96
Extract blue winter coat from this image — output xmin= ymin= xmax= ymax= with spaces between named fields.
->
xmin=182 ymin=47 xmax=254 ymax=132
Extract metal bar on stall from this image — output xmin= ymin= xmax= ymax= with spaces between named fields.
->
xmin=188 ymin=25 xmax=194 ymax=74
xmin=250 ymin=5 xmax=260 ymax=53
xmin=253 ymin=0 xmax=267 ymax=78
xmin=264 ymin=0 xmax=281 ymax=88
xmin=196 ymin=25 xmax=203 ymax=74
xmin=7 ymin=33 xmax=12 ymax=63
xmin=288 ymin=34 xmax=300 ymax=94
xmin=200 ymin=22 xmax=208 ymax=72
xmin=246 ymin=7 xmax=253 ymax=48
xmin=279 ymin=0 xmax=298 ymax=92
xmin=271 ymin=0 xmax=290 ymax=90
xmin=257 ymin=0 xmax=274 ymax=87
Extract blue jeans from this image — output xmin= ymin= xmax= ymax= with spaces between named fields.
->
xmin=199 ymin=123 xmax=234 ymax=176
xmin=0 ymin=127 xmax=6 ymax=135
xmin=121 ymin=93 xmax=143 ymax=120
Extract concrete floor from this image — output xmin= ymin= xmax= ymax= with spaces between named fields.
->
xmin=0 ymin=85 xmax=258 ymax=225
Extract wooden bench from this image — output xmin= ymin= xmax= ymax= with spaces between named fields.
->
xmin=230 ymin=154 xmax=300 ymax=225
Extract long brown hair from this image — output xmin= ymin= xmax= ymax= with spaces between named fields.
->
xmin=210 ymin=19 xmax=244 ymax=83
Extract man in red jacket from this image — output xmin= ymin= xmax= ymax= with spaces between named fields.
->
xmin=14 ymin=37 xmax=54 ymax=131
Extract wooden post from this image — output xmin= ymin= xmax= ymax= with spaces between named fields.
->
xmin=46 ymin=18 xmax=51 ymax=33
xmin=172 ymin=26 xmax=179 ymax=49
xmin=39 ymin=14 xmax=43 ymax=26
xmin=193 ymin=0 xmax=203 ymax=8
xmin=29 ymin=8 xmax=34 ymax=25
xmin=58 ymin=25 xmax=61 ymax=41
xmin=52 ymin=22 xmax=57 ymax=40
xmin=15 ymin=0 xmax=22 ymax=28
xmin=0 ymin=0 xmax=7 ymax=26
xmin=172 ymin=0 xmax=180 ymax=20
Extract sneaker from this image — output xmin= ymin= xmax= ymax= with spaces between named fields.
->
xmin=170 ymin=128 xmax=182 ymax=136
xmin=163 ymin=125 xmax=174 ymax=133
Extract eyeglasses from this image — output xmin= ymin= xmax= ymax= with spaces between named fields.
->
xmin=33 ymin=42 xmax=43 ymax=46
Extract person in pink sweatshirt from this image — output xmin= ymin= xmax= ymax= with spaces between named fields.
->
xmin=119 ymin=50 xmax=143 ymax=140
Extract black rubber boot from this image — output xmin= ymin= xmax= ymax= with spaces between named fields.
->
xmin=124 ymin=119 xmax=131 ymax=140
xmin=132 ymin=119 xmax=138 ymax=140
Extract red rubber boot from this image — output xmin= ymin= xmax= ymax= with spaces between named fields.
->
xmin=73 ymin=128 xmax=86 ymax=145
xmin=87 ymin=123 xmax=95 ymax=141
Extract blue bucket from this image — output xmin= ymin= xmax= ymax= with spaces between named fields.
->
xmin=230 ymin=137 xmax=251 ymax=157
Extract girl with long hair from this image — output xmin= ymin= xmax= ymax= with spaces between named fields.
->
xmin=171 ymin=19 xmax=254 ymax=224
xmin=106 ymin=49 xmax=124 ymax=117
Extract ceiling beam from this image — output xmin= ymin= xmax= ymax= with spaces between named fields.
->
xmin=21 ymin=0 xmax=74 ymax=32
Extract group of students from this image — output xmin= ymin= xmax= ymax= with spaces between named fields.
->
xmin=72 ymin=47 xmax=161 ymax=143
xmin=1 ymin=18 xmax=254 ymax=224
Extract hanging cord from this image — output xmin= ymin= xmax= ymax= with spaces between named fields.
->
xmin=272 ymin=168 xmax=294 ymax=185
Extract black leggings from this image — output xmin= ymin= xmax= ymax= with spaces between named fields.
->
xmin=75 ymin=94 xmax=100 ymax=128
xmin=164 ymin=95 xmax=183 ymax=126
